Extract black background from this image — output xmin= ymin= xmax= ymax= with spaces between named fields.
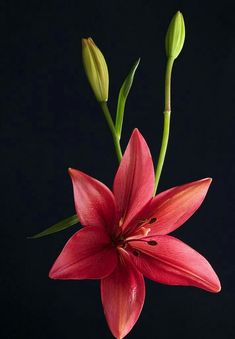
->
xmin=2 ymin=0 xmax=235 ymax=338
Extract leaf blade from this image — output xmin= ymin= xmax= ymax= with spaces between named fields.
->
xmin=115 ymin=58 xmax=140 ymax=139
xmin=28 ymin=214 xmax=79 ymax=239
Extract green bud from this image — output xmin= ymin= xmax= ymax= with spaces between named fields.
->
xmin=165 ymin=11 xmax=185 ymax=60
xmin=82 ymin=38 xmax=109 ymax=102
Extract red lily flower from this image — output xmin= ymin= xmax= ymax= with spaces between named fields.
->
xmin=49 ymin=129 xmax=221 ymax=339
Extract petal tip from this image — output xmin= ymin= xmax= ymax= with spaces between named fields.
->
xmin=195 ymin=177 xmax=212 ymax=186
xmin=215 ymin=285 xmax=221 ymax=293
xmin=132 ymin=127 xmax=140 ymax=134
xmin=194 ymin=177 xmax=212 ymax=191
xmin=48 ymin=261 xmax=61 ymax=280
xmin=201 ymin=177 xmax=213 ymax=191
xmin=204 ymin=177 xmax=212 ymax=184
xmin=68 ymin=168 xmax=84 ymax=181
xmin=204 ymin=269 xmax=221 ymax=293
xmin=68 ymin=167 xmax=76 ymax=175
xmin=131 ymin=128 xmax=142 ymax=140
xmin=48 ymin=266 xmax=56 ymax=279
xmin=212 ymin=279 xmax=221 ymax=293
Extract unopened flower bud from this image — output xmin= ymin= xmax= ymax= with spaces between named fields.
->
xmin=165 ymin=11 xmax=185 ymax=60
xmin=82 ymin=38 xmax=109 ymax=102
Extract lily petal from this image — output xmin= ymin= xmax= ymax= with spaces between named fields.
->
xmin=69 ymin=168 xmax=117 ymax=233
xmin=130 ymin=235 xmax=221 ymax=293
xmin=101 ymin=250 xmax=145 ymax=339
xmin=113 ymin=129 xmax=154 ymax=229
xmin=145 ymin=178 xmax=212 ymax=235
xmin=49 ymin=226 xmax=117 ymax=280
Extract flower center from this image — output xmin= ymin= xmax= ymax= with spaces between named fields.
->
xmin=113 ymin=220 xmax=158 ymax=254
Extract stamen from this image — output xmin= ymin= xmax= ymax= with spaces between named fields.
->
xmin=136 ymin=218 xmax=147 ymax=226
xmin=119 ymin=217 xmax=124 ymax=227
xmin=147 ymin=240 xmax=158 ymax=246
xmin=149 ymin=217 xmax=157 ymax=224
xmin=132 ymin=250 xmax=140 ymax=256
xmin=125 ymin=226 xmax=151 ymax=241
xmin=136 ymin=226 xmax=151 ymax=238
xmin=126 ymin=238 xmax=158 ymax=246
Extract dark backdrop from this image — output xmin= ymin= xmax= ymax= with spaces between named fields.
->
xmin=2 ymin=0 xmax=235 ymax=338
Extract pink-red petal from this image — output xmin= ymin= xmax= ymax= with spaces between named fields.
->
xmin=144 ymin=178 xmax=212 ymax=235
xmin=69 ymin=168 xmax=117 ymax=234
xmin=130 ymin=235 xmax=221 ymax=293
xmin=49 ymin=226 xmax=117 ymax=280
xmin=113 ymin=129 xmax=154 ymax=230
xmin=101 ymin=250 xmax=145 ymax=339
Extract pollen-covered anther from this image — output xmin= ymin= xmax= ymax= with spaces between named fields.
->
xmin=148 ymin=217 xmax=157 ymax=224
xmin=147 ymin=240 xmax=158 ymax=246
xmin=132 ymin=250 xmax=140 ymax=257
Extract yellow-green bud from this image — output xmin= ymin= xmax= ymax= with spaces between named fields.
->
xmin=165 ymin=11 xmax=185 ymax=60
xmin=82 ymin=38 xmax=109 ymax=102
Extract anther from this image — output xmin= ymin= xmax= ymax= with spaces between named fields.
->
xmin=133 ymin=250 xmax=140 ymax=257
xmin=147 ymin=240 xmax=158 ymax=246
xmin=149 ymin=217 xmax=157 ymax=224
xmin=119 ymin=217 xmax=124 ymax=227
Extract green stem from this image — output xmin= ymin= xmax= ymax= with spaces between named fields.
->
xmin=154 ymin=57 xmax=174 ymax=195
xmin=100 ymin=102 xmax=123 ymax=163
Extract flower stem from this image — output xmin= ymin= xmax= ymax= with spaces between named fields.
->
xmin=154 ymin=57 xmax=174 ymax=195
xmin=100 ymin=102 xmax=123 ymax=163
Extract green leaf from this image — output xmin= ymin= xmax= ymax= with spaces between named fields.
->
xmin=28 ymin=214 xmax=79 ymax=239
xmin=115 ymin=58 xmax=140 ymax=139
